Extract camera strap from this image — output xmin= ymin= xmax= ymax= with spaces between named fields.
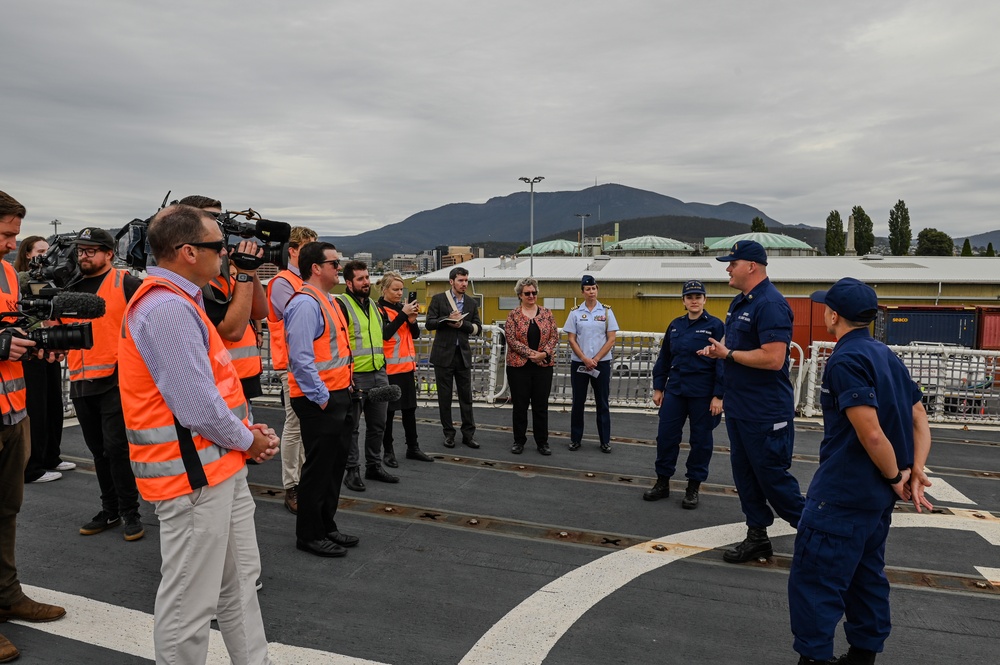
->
xmin=173 ymin=416 xmax=209 ymax=491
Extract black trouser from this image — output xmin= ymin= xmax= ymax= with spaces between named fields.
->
xmin=384 ymin=407 xmax=418 ymax=448
xmin=72 ymin=388 xmax=139 ymax=516
xmin=434 ymin=353 xmax=475 ymax=441
xmin=292 ymin=390 xmax=352 ymax=541
xmin=0 ymin=419 xmax=29 ymax=606
xmin=22 ymin=360 xmax=64 ymax=481
xmin=506 ymin=363 xmax=553 ymax=446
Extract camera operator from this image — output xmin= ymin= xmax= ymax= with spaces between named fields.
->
xmin=65 ymin=227 xmax=144 ymax=542
xmin=177 ymin=196 xmax=267 ymax=410
xmin=0 ymin=191 xmax=66 ymax=664
xmin=119 ymin=204 xmax=278 ymax=664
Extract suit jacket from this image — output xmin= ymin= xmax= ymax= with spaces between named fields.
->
xmin=425 ymin=290 xmax=482 ymax=367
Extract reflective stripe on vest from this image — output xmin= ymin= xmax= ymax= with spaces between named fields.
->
xmin=0 ymin=261 xmax=27 ymax=420
xmin=287 ymin=283 xmax=353 ymax=397
xmin=120 ymin=276 xmax=248 ymax=502
xmin=336 ymin=293 xmax=385 ymax=373
xmin=68 ymin=269 xmax=127 ymax=382
xmin=381 ymin=306 xmax=416 ymax=375
xmin=266 ymin=270 xmax=304 ymax=371
xmin=208 ymin=275 xmax=263 ymax=380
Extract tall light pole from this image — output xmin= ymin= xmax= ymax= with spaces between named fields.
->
xmin=50 ymin=219 xmax=60 ymax=236
xmin=518 ymin=176 xmax=544 ymax=276
xmin=575 ymin=213 xmax=590 ymax=256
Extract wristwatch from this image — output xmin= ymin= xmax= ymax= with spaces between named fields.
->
xmin=235 ymin=272 xmax=252 ymax=283
xmin=726 ymin=349 xmax=735 ymax=363
xmin=884 ymin=470 xmax=903 ymax=485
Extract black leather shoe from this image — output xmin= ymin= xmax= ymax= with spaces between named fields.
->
xmin=797 ymin=657 xmax=839 ymax=664
xmin=343 ymin=467 xmax=366 ymax=492
xmin=327 ymin=530 xmax=360 ymax=548
xmin=365 ymin=464 xmax=400 ymax=483
xmin=405 ymin=445 xmax=434 ymax=462
xmin=681 ymin=480 xmax=701 ymax=509
xmin=568 ymin=441 xmax=581 ymax=451
xmin=511 ymin=442 xmax=524 ymax=454
xmin=296 ymin=538 xmax=347 ymax=558
xmin=462 ymin=438 xmax=480 ymax=449
xmin=834 ymin=647 xmax=877 ymax=665
xmin=383 ymin=448 xmax=398 ymax=468
xmin=537 ymin=444 xmax=551 ymax=456
xmin=642 ymin=476 xmax=671 ymax=501
xmin=723 ymin=527 xmax=772 ymax=563
xmin=600 ymin=442 xmax=612 ymax=454
xmin=443 ymin=435 xmax=456 ymax=448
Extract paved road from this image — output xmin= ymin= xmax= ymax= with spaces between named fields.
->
xmin=5 ymin=402 xmax=999 ymax=664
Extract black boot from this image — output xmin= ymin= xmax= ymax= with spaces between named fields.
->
xmin=405 ymin=444 xmax=434 ymax=462
xmin=836 ymin=647 xmax=877 ymax=665
xmin=365 ymin=463 xmax=400 ymax=484
xmin=383 ymin=443 xmax=398 ymax=468
xmin=797 ymin=657 xmax=839 ymax=664
xmin=681 ymin=480 xmax=700 ymax=509
xmin=343 ymin=466 xmax=366 ymax=492
xmin=723 ymin=527 xmax=772 ymax=563
xmin=642 ymin=476 xmax=671 ymax=501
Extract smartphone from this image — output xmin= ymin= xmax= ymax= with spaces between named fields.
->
xmin=407 ymin=291 xmax=418 ymax=303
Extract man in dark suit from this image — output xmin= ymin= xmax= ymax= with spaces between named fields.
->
xmin=425 ymin=266 xmax=482 ymax=448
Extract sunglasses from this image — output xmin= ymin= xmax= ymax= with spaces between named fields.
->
xmin=175 ymin=240 xmax=226 ymax=253
xmin=521 ymin=290 xmax=538 ymax=297
xmin=320 ymin=259 xmax=341 ymax=268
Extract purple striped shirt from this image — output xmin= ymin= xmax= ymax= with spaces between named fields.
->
xmin=126 ymin=267 xmax=253 ymax=451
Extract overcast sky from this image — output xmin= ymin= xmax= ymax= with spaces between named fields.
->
xmin=3 ymin=1 xmax=998 ymax=241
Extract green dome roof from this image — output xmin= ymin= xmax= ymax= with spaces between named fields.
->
xmin=517 ymin=239 xmax=580 ymax=255
xmin=707 ymin=232 xmax=813 ymax=250
xmin=608 ymin=235 xmax=693 ymax=251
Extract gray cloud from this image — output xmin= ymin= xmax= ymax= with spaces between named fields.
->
xmin=2 ymin=1 xmax=997 ymax=242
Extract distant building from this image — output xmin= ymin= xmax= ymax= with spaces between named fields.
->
xmin=604 ymin=235 xmax=695 ymax=257
xmin=353 ymin=252 xmax=373 ymax=266
xmin=415 ymin=252 xmax=435 ymax=273
xmin=389 ymin=253 xmax=418 ymax=272
xmin=705 ymin=232 xmax=818 ymax=257
xmin=441 ymin=245 xmax=473 ymax=268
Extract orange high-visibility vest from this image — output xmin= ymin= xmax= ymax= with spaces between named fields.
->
xmin=381 ymin=305 xmax=416 ymax=375
xmin=0 ymin=261 xmax=26 ymax=419
xmin=120 ymin=276 xmax=248 ymax=502
xmin=286 ymin=283 xmax=353 ymax=397
xmin=207 ymin=274 xmax=263 ymax=380
xmin=266 ymin=269 xmax=304 ymax=371
xmin=67 ymin=268 xmax=127 ymax=382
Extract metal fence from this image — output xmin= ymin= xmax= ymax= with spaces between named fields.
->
xmin=55 ymin=328 xmax=996 ymax=425
xmin=800 ymin=341 xmax=1000 ymax=424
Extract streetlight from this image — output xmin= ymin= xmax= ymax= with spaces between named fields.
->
xmin=518 ymin=176 xmax=544 ymax=276
xmin=50 ymin=219 xmax=60 ymax=236
xmin=575 ymin=213 xmax=590 ymax=256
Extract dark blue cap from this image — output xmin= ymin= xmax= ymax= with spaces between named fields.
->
xmin=682 ymin=280 xmax=706 ymax=295
xmin=715 ymin=240 xmax=768 ymax=265
xmin=811 ymin=277 xmax=878 ymax=323
xmin=581 ymin=275 xmax=597 ymax=287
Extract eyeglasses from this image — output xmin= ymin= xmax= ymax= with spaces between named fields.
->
xmin=75 ymin=247 xmax=104 ymax=257
xmin=521 ymin=290 xmax=538 ymax=297
xmin=320 ymin=259 xmax=341 ymax=268
xmin=174 ymin=240 xmax=226 ymax=254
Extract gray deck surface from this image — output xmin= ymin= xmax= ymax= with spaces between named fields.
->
xmin=5 ymin=401 xmax=999 ymax=664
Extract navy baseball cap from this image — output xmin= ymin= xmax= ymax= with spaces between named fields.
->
xmin=75 ymin=227 xmax=116 ymax=250
xmin=716 ymin=240 xmax=768 ymax=265
xmin=811 ymin=277 xmax=878 ymax=323
xmin=581 ymin=275 xmax=597 ymax=287
xmin=682 ymin=280 xmax=706 ymax=295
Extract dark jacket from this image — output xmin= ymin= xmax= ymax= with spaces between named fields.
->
xmin=425 ymin=290 xmax=482 ymax=367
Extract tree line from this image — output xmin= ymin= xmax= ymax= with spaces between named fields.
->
xmin=823 ymin=200 xmax=963 ymax=256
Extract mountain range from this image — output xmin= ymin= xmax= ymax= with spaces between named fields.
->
xmin=326 ymin=183 xmax=799 ymax=258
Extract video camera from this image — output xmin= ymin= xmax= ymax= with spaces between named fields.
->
xmin=0 ymin=235 xmax=106 ymax=357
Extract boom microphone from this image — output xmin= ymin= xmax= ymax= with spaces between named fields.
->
xmin=365 ymin=385 xmax=402 ymax=403
xmin=50 ymin=292 xmax=107 ymax=319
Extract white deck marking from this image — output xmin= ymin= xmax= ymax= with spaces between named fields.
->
xmin=974 ymin=567 xmax=1000 ymax=585
xmin=922 ymin=473 xmax=977 ymax=505
xmin=459 ymin=512 xmax=1000 ymax=665
xmin=17 ymin=584 xmax=389 ymax=664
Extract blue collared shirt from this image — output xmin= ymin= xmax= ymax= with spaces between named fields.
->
xmin=284 ymin=290 xmax=332 ymax=406
xmin=563 ymin=300 xmax=619 ymax=362
xmin=652 ymin=311 xmax=725 ymax=397
xmin=812 ymin=328 xmax=922 ymax=509
xmin=722 ymin=277 xmax=794 ymax=422
xmin=127 ymin=267 xmax=253 ymax=451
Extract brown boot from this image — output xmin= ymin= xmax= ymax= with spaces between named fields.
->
xmin=0 ymin=632 xmax=18 ymax=663
xmin=284 ymin=485 xmax=298 ymax=515
xmin=0 ymin=596 xmax=66 ymax=623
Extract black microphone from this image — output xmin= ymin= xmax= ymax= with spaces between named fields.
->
xmin=255 ymin=219 xmax=291 ymax=243
xmin=364 ymin=385 xmax=402 ymax=403
xmin=50 ymin=292 xmax=107 ymax=319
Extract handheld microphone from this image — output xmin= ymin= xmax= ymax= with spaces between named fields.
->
xmin=365 ymin=385 xmax=402 ymax=403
